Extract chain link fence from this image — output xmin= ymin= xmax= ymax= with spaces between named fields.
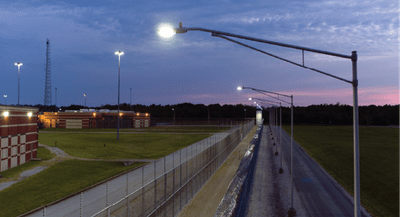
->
xmin=25 ymin=121 xmax=254 ymax=217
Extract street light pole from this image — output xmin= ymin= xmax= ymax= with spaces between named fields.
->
xmin=15 ymin=62 xmax=22 ymax=105
xmin=115 ymin=51 xmax=124 ymax=140
xmin=172 ymin=108 xmax=175 ymax=124
xmin=130 ymin=88 xmax=132 ymax=111
xmin=165 ymin=24 xmax=360 ymax=217
xmin=3 ymin=95 xmax=7 ymax=105
xmin=352 ymin=51 xmax=361 ymax=217
xmin=279 ymin=102 xmax=283 ymax=174
xmin=84 ymin=93 xmax=86 ymax=107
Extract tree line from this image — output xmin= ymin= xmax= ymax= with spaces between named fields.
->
xmin=15 ymin=102 xmax=399 ymax=126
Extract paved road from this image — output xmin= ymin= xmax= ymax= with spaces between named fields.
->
xmin=272 ymin=125 xmax=372 ymax=217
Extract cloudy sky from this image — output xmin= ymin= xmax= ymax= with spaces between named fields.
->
xmin=0 ymin=0 xmax=398 ymax=107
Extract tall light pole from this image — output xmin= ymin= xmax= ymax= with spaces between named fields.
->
xmin=161 ymin=23 xmax=360 ymax=217
xmin=3 ymin=95 xmax=7 ymax=105
xmin=172 ymin=108 xmax=175 ymax=124
xmin=55 ymin=87 xmax=57 ymax=108
xmin=14 ymin=62 xmax=22 ymax=105
xmin=130 ymin=88 xmax=132 ymax=111
xmin=244 ymin=108 xmax=246 ymax=121
xmin=84 ymin=93 xmax=86 ymax=107
xmin=115 ymin=51 xmax=124 ymax=140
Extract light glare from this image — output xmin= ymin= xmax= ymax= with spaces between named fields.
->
xmin=3 ymin=111 xmax=9 ymax=117
xmin=248 ymin=98 xmax=252 ymax=100
xmin=27 ymin=112 xmax=32 ymax=117
xmin=158 ymin=27 xmax=175 ymax=38
xmin=237 ymin=86 xmax=242 ymax=90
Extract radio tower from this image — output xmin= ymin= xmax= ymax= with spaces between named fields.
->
xmin=44 ymin=39 xmax=52 ymax=105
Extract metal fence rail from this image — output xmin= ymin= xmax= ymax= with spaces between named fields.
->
xmin=25 ymin=121 xmax=254 ymax=217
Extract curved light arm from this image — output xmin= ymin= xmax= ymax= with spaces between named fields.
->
xmin=174 ymin=23 xmax=351 ymax=59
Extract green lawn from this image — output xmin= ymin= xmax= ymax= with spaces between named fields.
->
xmin=0 ymin=147 xmax=54 ymax=182
xmin=39 ymin=126 xmax=231 ymax=133
xmin=39 ymin=133 xmax=211 ymax=159
xmin=0 ymin=160 xmax=144 ymax=217
xmin=282 ymin=125 xmax=399 ymax=217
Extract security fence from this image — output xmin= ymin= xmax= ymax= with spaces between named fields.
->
xmin=25 ymin=121 xmax=254 ymax=217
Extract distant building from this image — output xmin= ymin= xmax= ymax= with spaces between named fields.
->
xmin=39 ymin=109 xmax=151 ymax=129
xmin=0 ymin=105 xmax=39 ymax=172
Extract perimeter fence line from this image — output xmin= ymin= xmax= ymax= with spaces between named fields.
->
xmin=24 ymin=120 xmax=255 ymax=217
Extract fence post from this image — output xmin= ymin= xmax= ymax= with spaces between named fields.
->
xmin=173 ymin=153 xmax=175 ymax=217
xmin=142 ymin=166 xmax=145 ymax=217
xmin=126 ymin=173 xmax=129 ymax=217
xmin=154 ymin=161 xmax=157 ymax=217
xmin=106 ymin=181 xmax=109 ymax=207
xmin=80 ymin=192 xmax=83 ymax=217
xmin=164 ymin=157 xmax=167 ymax=217
xmin=180 ymin=149 xmax=182 ymax=210
xmin=186 ymin=147 xmax=188 ymax=204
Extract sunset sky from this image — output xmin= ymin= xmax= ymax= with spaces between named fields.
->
xmin=0 ymin=0 xmax=398 ymax=107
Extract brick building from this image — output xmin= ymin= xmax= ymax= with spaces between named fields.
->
xmin=39 ymin=109 xmax=151 ymax=129
xmin=0 ymin=105 xmax=39 ymax=172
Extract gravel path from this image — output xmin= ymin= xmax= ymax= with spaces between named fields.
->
xmin=245 ymin=126 xmax=289 ymax=216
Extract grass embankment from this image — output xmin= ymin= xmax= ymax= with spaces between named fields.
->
xmin=39 ymin=133 xmax=210 ymax=159
xmin=282 ymin=125 xmax=399 ymax=217
xmin=40 ymin=126 xmax=231 ymax=133
xmin=0 ymin=160 xmax=144 ymax=217
xmin=0 ymin=147 xmax=55 ymax=182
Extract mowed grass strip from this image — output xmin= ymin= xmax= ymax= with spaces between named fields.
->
xmin=0 ymin=147 xmax=54 ymax=182
xmin=282 ymin=125 xmax=399 ymax=217
xmin=0 ymin=160 xmax=144 ymax=217
xmin=39 ymin=133 xmax=210 ymax=159
xmin=39 ymin=126 xmax=231 ymax=133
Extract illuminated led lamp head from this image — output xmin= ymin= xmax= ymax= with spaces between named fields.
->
xmin=27 ymin=112 xmax=32 ymax=118
xmin=115 ymin=51 xmax=124 ymax=56
xmin=237 ymin=86 xmax=243 ymax=91
xmin=2 ymin=111 xmax=9 ymax=117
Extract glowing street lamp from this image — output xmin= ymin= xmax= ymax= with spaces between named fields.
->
xmin=158 ymin=26 xmax=175 ymax=38
xmin=15 ymin=62 xmax=22 ymax=105
xmin=115 ymin=51 xmax=124 ymax=140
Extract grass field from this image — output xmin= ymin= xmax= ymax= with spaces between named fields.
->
xmin=39 ymin=133 xmax=211 ymax=159
xmin=282 ymin=125 xmax=399 ymax=217
xmin=0 ymin=147 xmax=54 ymax=182
xmin=0 ymin=160 xmax=144 ymax=217
xmin=39 ymin=126 xmax=231 ymax=133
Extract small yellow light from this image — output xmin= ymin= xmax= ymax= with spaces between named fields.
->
xmin=93 ymin=112 xmax=96 ymax=117
xmin=55 ymin=112 xmax=57 ymax=115
xmin=145 ymin=113 xmax=148 ymax=116
xmin=3 ymin=111 xmax=9 ymax=117
xmin=119 ymin=112 xmax=123 ymax=116
xmin=27 ymin=112 xmax=32 ymax=117
xmin=137 ymin=113 xmax=139 ymax=116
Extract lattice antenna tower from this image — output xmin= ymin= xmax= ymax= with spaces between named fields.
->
xmin=44 ymin=39 xmax=52 ymax=105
